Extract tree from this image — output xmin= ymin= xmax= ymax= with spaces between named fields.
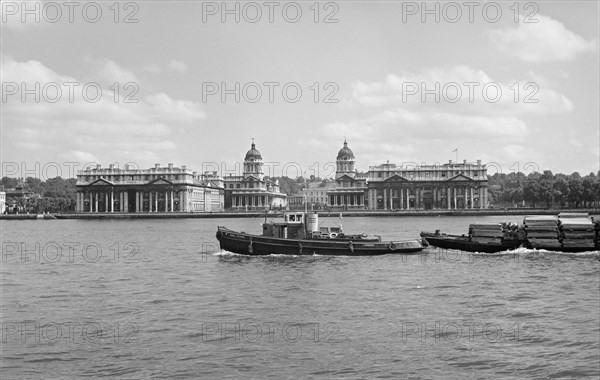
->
xmin=25 ymin=177 xmax=42 ymax=194
xmin=539 ymin=171 xmax=554 ymax=207
xmin=523 ymin=173 xmax=542 ymax=208
xmin=568 ymin=177 xmax=584 ymax=208
xmin=1 ymin=177 xmax=18 ymax=189
xmin=553 ymin=177 xmax=569 ymax=208
xmin=507 ymin=187 xmax=524 ymax=205
xmin=582 ymin=177 xmax=596 ymax=208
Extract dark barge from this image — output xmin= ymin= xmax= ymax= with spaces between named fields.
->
xmin=419 ymin=231 xmax=525 ymax=253
xmin=421 ymin=213 xmax=599 ymax=253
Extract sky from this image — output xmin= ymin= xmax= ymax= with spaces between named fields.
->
xmin=1 ymin=0 xmax=599 ymax=180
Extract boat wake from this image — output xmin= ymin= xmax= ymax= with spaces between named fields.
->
xmin=212 ymin=249 xmax=339 ymax=262
xmin=425 ymin=246 xmax=600 ymax=259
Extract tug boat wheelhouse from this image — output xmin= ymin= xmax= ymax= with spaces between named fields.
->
xmin=216 ymin=212 xmax=424 ymax=256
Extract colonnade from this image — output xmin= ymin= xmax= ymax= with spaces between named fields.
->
xmin=366 ymin=186 xmax=488 ymax=210
xmin=231 ymin=194 xmax=271 ymax=209
xmin=77 ymin=189 xmax=180 ymax=212
xmin=328 ymin=193 xmax=365 ymax=207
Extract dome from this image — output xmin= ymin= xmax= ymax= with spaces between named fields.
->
xmin=336 ymin=140 xmax=355 ymax=160
xmin=245 ymin=142 xmax=262 ymax=161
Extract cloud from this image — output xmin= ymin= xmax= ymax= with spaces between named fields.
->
xmin=1 ymin=54 xmax=76 ymax=83
xmin=488 ymin=14 xmax=597 ymax=62
xmin=141 ymin=64 xmax=162 ymax=74
xmin=350 ymin=65 xmax=573 ymax=115
xmin=502 ymin=145 xmax=527 ymax=160
xmin=140 ymin=60 xmax=189 ymax=74
xmin=145 ymin=93 xmax=205 ymax=122
xmin=306 ymin=109 xmax=531 ymax=170
xmin=168 ymin=59 xmax=188 ymax=73
xmin=309 ymin=65 xmax=556 ymax=167
xmin=61 ymin=151 xmax=101 ymax=163
xmin=1 ymin=55 xmax=206 ymax=167
xmin=84 ymin=57 xmax=138 ymax=84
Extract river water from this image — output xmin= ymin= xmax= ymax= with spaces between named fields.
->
xmin=1 ymin=215 xmax=599 ymax=379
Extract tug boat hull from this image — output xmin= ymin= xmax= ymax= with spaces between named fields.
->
xmin=217 ymin=227 xmax=423 ymax=256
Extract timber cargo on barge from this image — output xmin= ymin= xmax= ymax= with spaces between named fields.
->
xmin=421 ymin=213 xmax=599 ymax=253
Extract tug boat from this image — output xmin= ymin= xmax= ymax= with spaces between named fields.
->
xmin=216 ymin=212 xmax=424 ymax=256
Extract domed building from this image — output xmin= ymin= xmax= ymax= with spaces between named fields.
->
xmin=335 ymin=140 xmax=356 ymax=179
xmin=310 ymin=140 xmax=489 ymax=211
xmin=223 ymin=140 xmax=287 ymax=210
xmin=327 ymin=140 xmax=369 ymax=209
xmin=301 ymin=140 xmax=368 ymax=210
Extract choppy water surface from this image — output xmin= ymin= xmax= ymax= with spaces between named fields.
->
xmin=1 ymin=216 xmax=599 ymax=379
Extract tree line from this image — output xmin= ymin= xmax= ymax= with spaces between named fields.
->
xmin=488 ymin=171 xmax=600 ymax=208
xmin=2 ymin=177 xmax=77 ymax=213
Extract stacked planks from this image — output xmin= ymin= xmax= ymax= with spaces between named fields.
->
xmin=523 ymin=216 xmax=561 ymax=249
xmin=558 ymin=213 xmax=596 ymax=250
xmin=468 ymin=223 xmax=504 ymax=244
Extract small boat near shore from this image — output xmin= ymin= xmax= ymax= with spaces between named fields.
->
xmin=216 ymin=212 xmax=424 ymax=256
xmin=421 ymin=213 xmax=599 ymax=253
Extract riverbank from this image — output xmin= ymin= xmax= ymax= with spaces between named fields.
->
xmin=1 ymin=208 xmax=598 ymax=220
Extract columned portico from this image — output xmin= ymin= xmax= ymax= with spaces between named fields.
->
xmin=76 ymin=164 xmax=224 ymax=213
xmin=367 ymin=160 xmax=488 ymax=210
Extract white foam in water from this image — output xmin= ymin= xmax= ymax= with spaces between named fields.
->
xmin=513 ymin=248 xmax=600 ymax=257
xmin=427 ymin=246 xmax=599 ymax=258
xmin=213 ymin=249 xmax=242 ymax=256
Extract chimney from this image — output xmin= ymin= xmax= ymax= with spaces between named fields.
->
xmin=109 ymin=163 xmax=114 ymax=170
xmin=168 ymin=163 xmax=173 ymax=170
xmin=124 ymin=164 xmax=129 ymax=170
xmin=477 ymin=159 xmax=481 ymax=165
xmin=449 ymin=160 xmax=452 ymax=164
xmin=463 ymin=159 xmax=467 ymax=164
xmin=155 ymin=163 xmax=160 ymax=169
xmin=182 ymin=165 xmax=187 ymax=171
xmin=96 ymin=164 xmax=101 ymax=170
